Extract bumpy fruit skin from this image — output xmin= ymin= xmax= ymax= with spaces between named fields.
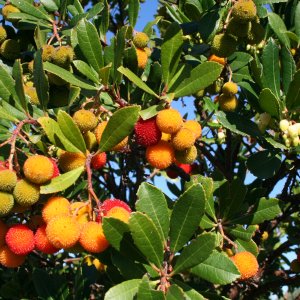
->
xmin=42 ymin=196 xmax=70 ymax=223
xmin=0 ymin=220 xmax=8 ymax=247
xmin=52 ymin=46 xmax=74 ymax=68
xmin=0 ymin=169 xmax=17 ymax=192
xmin=247 ymin=22 xmax=265 ymax=45
xmin=23 ymin=155 xmax=54 ymax=184
xmin=146 ymin=141 xmax=175 ymax=169
xmin=42 ymin=45 xmax=55 ymax=62
xmin=83 ymin=131 xmax=98 ymax=150
xmin=13 ymin=179 xmax=40 ymax=207
xmin=73 ymin=109 xmax=98 ymax=132
xmin=175 ymin=145 xmax=198 ymax=164
xmin=211 ymin=34 xmax=237 ymax=58
xmin=2 ymin=4 xmax=20 ymax=21
xmin=79 ymin=222 xmax=109 ymax=253
xmin=134 ymin=117 xmax=162 ymax=147
xmin=232 ymin=0 xmax=257 ymax=23
xmin=58 ymin=151 xmax=86 ymax=173
xmin=0 ymin=26 xmax=7 ymax=44
xmin=183 ymin=120 xmax=202 ymax=139
xmin=46 ymin=216 xmax=81 ymax=249
xmin=102 ymin=199 xmax=131 ymax=214
xmin=156 ymin=108 xmax=183 ymax=134
xmin=208 ymin=54 xmax=226 ymax=66
xmin=219 ymin=94 xmax=238 ymax=112
xmin=5 ymin=224 xmax=35 ymax=255
xmin=91 ymin=153 xmax=107 ymax=170
xmin=70 ymin=201 xmax=91 ymax=223
xmin=231 ymin=251 xmax=259 ymax=280
xmin=0 ymin=39 xmax=20 ymax=60
xmin=0 ymin=191 xmax=14 ymax=216
xmin=0 ymin=245 xmax=26 ymax=268
xmin=35 ymin=225 xmax=58 ymax=254
xmin=133 ymin=32 xmax=149 ymax=48
xmin=24 ymin=85 xmax=40 ymax=105
xmin=227 ymin=18 xmax=251 ymax=38
xmin=172 ymin=128 xmax=196 ymax=151
xmin=106 ymin=207 xmax=131 ymax=223
xmin=49 ymin=158 xmax=60 ymax=178
xmin=222 ymin=82 xmax=238 ymax=95
xmin=136 ymin=48 xmax=148 ymax=69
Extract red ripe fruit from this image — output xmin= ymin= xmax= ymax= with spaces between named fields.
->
xmin=49 ymin=158 xmax=60 ymax=178
xmin=35 ymin=225 xmax=58 ymax=254
xmin=91 ymin=153 xmax=107 ymax=170
xmin=5 ymin=224 xmax=35 ymax=255
xmin=102 ymin=199 xmax=131 ymax=215
xmin=167 ymin=163 xmax=193 ymax=179
xmin=134 ymin=117 xmax=162 ymax=147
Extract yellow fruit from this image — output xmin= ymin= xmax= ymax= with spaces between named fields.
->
xmin=106 ymin=207 xmax=131 ymax=224
xmin=222 ymin=82 xmax=238 ymax=95
xmin=70 ymin=201 xmax=91 ymax=225
xmin=73 ymin=109 xmax=98 ymax=133
xmin=52 ymin=46 xmax=74 ymax=68
xmin=112 ymin=136 xmax=128 ymax=151
xmin=58 ymin=151 xmax=86 ymax=173
xmin=13 ymin=180 xmax=40 ymax=207
xmin=1 ymin=4 xmax=20 ymax=22
xmin=42 ymin=196 xmax=71 ymax=223
xmin=172 ymin=128 xmax=196 ymax=151
xmin=232 ymin=0 xmax=257 ymax=23
xmin=79 ymin=221 xmax=109 ymax=253
xmin=92 ymin=258 xmax=106 ymax=271
xmin=156 ymin=108 xmax=183 ymax=134
xmin=24 ymin=85 xmax=39 ymax=105
xmin=227 ymin=19 xmax=251 ymax=38
xmin=208 ymin=54 xmax=226 ymax=66
xmin=136 ymin=48 xmax=148 ymax=69
xmin=247 ymin=22 xmax=265 ymax=45
xmin=219 ymin=94 xmax=238 ymax=112
xmin=146 ymin=141 xmax=175 ymax=169
xmin=225 ymin=248 xmax=234 ymax=257
xmin=42 ymin=44 xmax=55 ymax=62
xmin=211 ymin=34 xmax=237 ymax=58
xmin=23 ymin=155 xmax=54 ymax=184
xmin=231 ymin=251 xmax=259 ymax=280
xmin=0 ymin=170 xmax=17 ymax=192
xmin=0 ymin=245 xmax=26 ymax=268
xmin=133 ymin=32 xmax=149 ymax=49
xmin=261 ymin=231 xmax=268 ymax=241
xmin=0 ymin=39 xmax=20 ymax=60
xmin=0 ymin=192 xmax=14 ymax=216
xmin=183 ymin=120 xmax=202 ymax=140
xmin=83 ymin=131 xmax=98 ymax=151
xmin=161 ymin=132 xmax=171 ymax=142
xmin=46 ymin=216 xmax=81 ymax=249
xmin=0 ymin=26 xmax=7 ymax=44
xmin=175 ymin=145 xmax=197 ymax=164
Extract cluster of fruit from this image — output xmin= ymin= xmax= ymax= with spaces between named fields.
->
xmin=279 ymin=119 xmax=300 ymax=147
xmin=217 ymin=81 xmax=239 ymax=112
xmin=211 ymin=0 xmax=264 ymax=58
xmin=132 ymin=31 xmax=151 ymax=69
xmin=0 ymin=23 xmax=20 ymax=61
xmin=0 ymin=197 xmax=131 ymax=268
xmin=134 ymin=108 xmax=201 ymax=177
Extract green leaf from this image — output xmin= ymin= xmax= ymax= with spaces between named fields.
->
xmin=33 ymin=49 xmax=49 ymax=110
xmin=139 ymin=104 xmax=165 ymax=120
xmin=286 ymin=70 xmax=300 ymax=110
xmin=166 ymin=285 xmax=185 ymax=300
xmin=236 ymin=239 xmax=259 ymax=256
xmin=254 ymin=0 xmax=287 ymax=3
xmin=38 ymin=116 xmax=82 ymax=152
xmin=171 ymin=62 xmax=223 ymax=98
xmin=44 ymin=62 xmax=99 ymax=90
xmin=40 ymin=0 xmax=58 ymax=11
xmin=104 ymin=279 xmax=141 ymax=300
xmin=247 ymin=150 xmax=281 ymax=179
xmin=268 ymin=13 xmax=290 ymax=48
xmin=173 ymin=233 xmax=216 ymax=274
xmin=34 ymin=26 xmax=47 ymax=50
xmin=228 ymin=52 xmax=253 ymax=72
xmin=86 ymin=2 xmax=104 ymax=19
xmin=226 ymin=225 xmax=256 ymax=241
xmin=215 ymin=111 xmax=262 ymax=137
xmin=76 ymin=19 xmax=103 ymax=71
xmin=118 ymin=66 xmax=159 ymax=98
xmin=57 ymin=111 xmax=86 ymax=153
xmin=40 ymin=167 xmax=84 ymax=194
xmin=73 ymin=60 xmax=100 ymax=84
xmin=161 ymin=22 xmax=183 ymax=86
xmin=137 ymin=276 xmax=165 ymax=300
xmin=172 ymin=280 xmax=205 ymax=300
xmin=191 ymin=250 xmax=240 ymax=284
xmin=99 ymin=105 xmax=140 ymax=152
xmin=262 ymin=38 xmax=281 ymax=98
xmin=128 ymin=0 xmax=140 ymax=28
xmin=129 ymin=212 xmax=164 ymax=268
xmin=0 ymin=106 xmax=18 ymax=122
xmin=99 ymin=0 xmax=109 ymax=41
xmin=136 ymin=183 xmax=170 ymax=241
xmin=11 ymin=0 xmax=52 ymax=21
xmin=296 ymin=2 xmax=300 ymax=37
xmin=169 ymin=184 xmax=206 ymax=252
xmin=258 ymin=88 xmax=280 ymax=118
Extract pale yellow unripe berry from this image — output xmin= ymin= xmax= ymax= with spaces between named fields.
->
xmin=279 ymin=119 xmax=289 ymax=131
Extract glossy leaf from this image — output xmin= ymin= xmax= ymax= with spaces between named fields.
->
xmin=281 ymin=46 xmax=296 ymax=94
xmin=72 ymin=60 xmax=100 ymax=84
xmin=166 ymin=285 xmax=185 ymax=300
xmin=236 ymin=238 xmax=259 ymax=256
xmin=40 ymin=167 xmax=84 ymax=194
xmin=128 ymin=0 xmax=140 ymax=28
xmin=169 ymin=184 xmax=206 ymax=252
xmin=268 ymin=13 xmax=290 ymax=48
xmin=99 ymin=105 xmax=140 ymax=152
xmin=259 ymin=88 xmax=280 ymax=118
xmin=0 ymin=106 xmax=18 ymax=122
xmin=137 ymin=276 xmax=165 ymax=300
xmin=286 ymin=70 xmax=300 ymax=110
xmin=0 ymin=65 xmax=15 ymax=102
xmin=104 ymin=279 xmax=141 ymax=300
xmin=172 ymin=280 xmax=205 ymax=300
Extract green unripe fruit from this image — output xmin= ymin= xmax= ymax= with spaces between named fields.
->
xmin=0 ymin=39 xmax=20 ymax=60
xmin=0 ymin=191 xmax=14 ymax=217
xmin=52 ymin=46 xmax=74 ymax=68
xmin=0 ymin=170 xmax=17 ymax=192
xmin=218 ymin=93 xmax=238 ymax=112
xmin=2 ymin=4 xmax=20 ymax=22
xmin=42 ymin=44 xmax=55 ymax=62
xmin=83 ymin=131 xmax=97 ymax=151
xmin=279 ymin=119 xmax=289 ymax=132
xmin=175 ymin=146 xmax=198 ymax=164
xmin=133 ymin=32 xmax=149 ymax=49
xmin=13 ymin=179 xmax=40 ymax=207
xmin=247 ymin=22 xmax=265 ymax=45
xmin=211 ymin=34 xmax=238 ymax=58
xmin=0 ymin=26 xmax=7 ymax=45
xmin=73 ymin=110 xmax=98 ymax=133
xmin=232 ymin=0 xmax=257 ymax=24
xmin=222 ymin=82 xmax=238 ymax=95
xmin=227 ymin=19 xmax=251 ymax=38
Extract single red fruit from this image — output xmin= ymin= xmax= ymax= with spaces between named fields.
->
xmin=91 ymin=153 xmax=107 ymax=170
xmin=101 ymin=199 xmax=131 ymax=215
xmin=167 ymin=163 xmax=193 ymax=179
xmin=49 ymin=158 xmax=60 ymax=178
